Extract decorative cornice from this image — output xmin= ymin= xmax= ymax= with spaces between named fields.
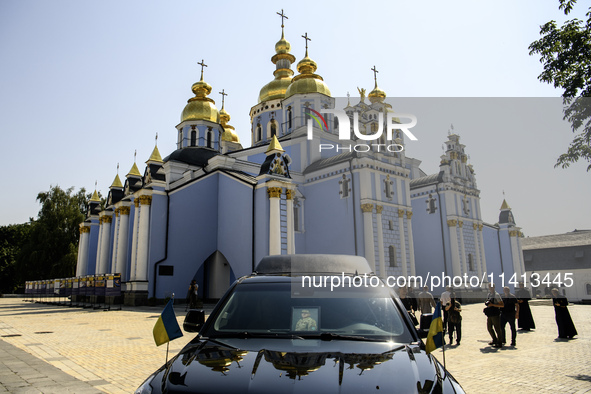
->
xmin=114 ymin=207 xmax=120 ymax=217
xmin=102 ymin=215 xmax=113 ymax=224
xmin=447 ymin=219 xmax=458 ymax=227
xmin=398 ymin=209 xmax=405 ymax=218
xmin=134 ymin=199 xmax=140 ymax=208
xmin=458 ymin=221 xmax=463 ymax=228
xmin=375 ymin=205 xmax=383 ymax=214
xmin=79 ymin=226 xmax=90 ymax=234
xmin=478 ymin=224 xmax=483 ymax=231
xmin=119 ymin=206 xmax=131 ymax=215
xmin=285 ymin=190 xmax=294 ymax=200
xmin=139 ymin=195 xmax=152 ymax=206
xmin=361 ymin=203 xmax=374 ymax=213
xmin=509 ymin=230 xmax=518 ymax=237
xmin=406 ymin=211 xmax=413 ymax=219
xmin=267 ymin=187 xmax=282 ymax=198
xmin=473 ymin=223 xmax=478 ymax=230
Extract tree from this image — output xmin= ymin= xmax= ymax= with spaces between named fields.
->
xmin=529 ymin=0 xmax=591 ymax=171
xmin=0 ymin=223 xmax=31 ymax=294
xmin=17 ymin=186 xmax=87 ymax=284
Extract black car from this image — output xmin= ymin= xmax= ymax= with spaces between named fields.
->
xmin=136 ymin=255 xmax=464 ymax=393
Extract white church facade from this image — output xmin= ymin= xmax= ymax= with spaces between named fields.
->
xmin=75 ymin=19 xmax=525 ymax=305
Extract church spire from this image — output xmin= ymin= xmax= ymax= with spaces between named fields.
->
xmin=258 ymin=10 xmax=296 ymax=103
xmin=368 ymin=65 xmax=386 ymax=103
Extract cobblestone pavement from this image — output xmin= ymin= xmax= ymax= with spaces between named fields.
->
xmin=0 ymin=297 xmax=589 ymax=393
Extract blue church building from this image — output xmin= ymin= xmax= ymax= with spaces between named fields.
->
xmin=75 ymin=20 xmax=525 ymax=305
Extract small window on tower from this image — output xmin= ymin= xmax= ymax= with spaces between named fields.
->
xmin=388 ymin=245 xmax=397 ymax=267
xmin=384 ymin=176 xmax=394 ymax=200
xmin=191 ymin=129 xmax=197 ymax=146
xmin=271 ymin=121 xmax=277 ymax=138
xmin=339 ymin=174 xmax=351 ymax=198
xmin=207 ymin=130 xmax=213 ymax=148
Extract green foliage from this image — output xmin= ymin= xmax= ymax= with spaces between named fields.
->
xmin=9 ymin=186 xmax=89 ymax=292
xmin=0 ymin=223 xmax=31 ymax=294
xmin=529 ymin=0 xmax=591 ymax=171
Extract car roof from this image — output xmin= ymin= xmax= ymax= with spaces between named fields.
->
xmin=254 ymin=254 xmax=374 ymax=276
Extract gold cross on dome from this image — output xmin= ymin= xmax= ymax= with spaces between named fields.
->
xmin=219 ymin=89 xmax=228 ymax=108
xmin=371 ymin=65 xmax=379 ymax=85
xmin=302 ymin=32 xmax=311 ymax=50
xmin=277 ymin=9 xmax=288 ymax=28
xmin=197 ymin=59 xmax=207 ymax=79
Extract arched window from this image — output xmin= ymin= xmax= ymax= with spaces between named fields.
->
xmin=287 ymin=107 xmax=292 ymax=129
xmin=257 ymin=124 xmax=262 ymax=142
xmin=389 ymin=245 xmax=397 ymax=267
xmin=271 ymin=121 xmax=277 ymax=138
xmin=190 ymin=129 xmax=196 ymax=146
xmin=179 ymin=129 xmax=183 ymax=148
xmin=467 ymin=253 xmax=474 ymax=271
xmin=206 ymin=130 xmax=212 ymax=148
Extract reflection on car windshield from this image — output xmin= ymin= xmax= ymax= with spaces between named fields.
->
xmin=208 ymin=281 xmax=412 ymax=342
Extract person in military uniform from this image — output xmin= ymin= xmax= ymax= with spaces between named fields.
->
xmin=295 ymin=309 xmax=317 ymax=331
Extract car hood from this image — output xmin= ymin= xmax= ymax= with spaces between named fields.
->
xmin=147 ymin=338 xmax=464 ymax=393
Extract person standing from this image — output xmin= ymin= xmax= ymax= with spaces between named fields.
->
xmin=515 ymin=282 xmax=536 ymax=331
xmin=399 ymin=287 xmax=419 ymax=326
xmin=188 ymin=280 xmax=199 ymax=309
xmin=445 ymin=291 xmax=462 ymax=345
xmin=440 ymin=286 xmax=452 ymax=325
xmin=501 ymin=286 xmax=519 ymax=346
xmin=418 ymin=286 xmax=436 ymax=315
xmin=484 ymin=283 xmax=504 ymax=348
xmin=551 ymin=288 xmax=577 ymax=339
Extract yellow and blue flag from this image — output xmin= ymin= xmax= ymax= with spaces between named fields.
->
xmin=425 ymin=301 xmax=444 ymax=354
xmin=153 ymin=299 xmax=183 ymax=346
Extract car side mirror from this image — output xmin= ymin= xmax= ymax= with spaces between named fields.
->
xmin=417 ymin=328 xmax=429 ymax=339
xmin=184 ymin=309 xmax=205 ymax=333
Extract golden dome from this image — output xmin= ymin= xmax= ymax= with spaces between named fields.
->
xmin=259 ymin=29 xmax=296 ymax=103
xmin=220 ymin=106 xmax=240 ymax=143
xmin=181 ymin=72 xmax=219 ymax=123
xmin=259 ymin=74 xmax=293 ymax=102
xmin=368 ymin=85 xmax=386 ymax=103
xmin=285 ymin=51 xmax=331 ymax=98
xmin=275 ymin=30 xmax=291 ymax=54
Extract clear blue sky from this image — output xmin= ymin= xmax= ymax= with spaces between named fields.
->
xmin=1 ymin=0 xmax=589 ymax=236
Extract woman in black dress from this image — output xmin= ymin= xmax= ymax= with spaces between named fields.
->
xmin=551 ymin=288 xmax=577 ymax=339
xmin=516 ymin=282 xmax=535 ymax=330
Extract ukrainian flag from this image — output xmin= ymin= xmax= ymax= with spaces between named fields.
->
xmin=425 ymin=301 xmax=444 ymax=354
xmin=153 ymin=299 xmax=183 ymax=346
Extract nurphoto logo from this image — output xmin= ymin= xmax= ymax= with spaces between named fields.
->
xmin=306 ymin=108 xmax=419 ymax=153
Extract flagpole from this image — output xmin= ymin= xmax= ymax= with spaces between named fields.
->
xmin=442 ymin=334 xmax=446 ymax=369
xmin=166 ymin=341 xmax=169 ymax=365
xmin=167 ymin=293 xmax=174 ymax=365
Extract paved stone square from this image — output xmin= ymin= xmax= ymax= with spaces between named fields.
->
xmin=0 ymin=297 xmax=589 ymax=393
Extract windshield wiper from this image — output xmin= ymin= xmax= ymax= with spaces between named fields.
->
xmin=212 ymin=332 xmax=305 ymax=340
xmin=299 ymin=332 xmax=389 ymax=342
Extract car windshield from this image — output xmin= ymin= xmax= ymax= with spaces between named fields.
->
xmin=204 ymin=280 xmax=414 ymax=342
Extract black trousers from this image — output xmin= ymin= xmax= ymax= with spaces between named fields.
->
xmin=501 ymin=315 xmax=517 ymax=344
xmin=448 ymin=320 xmax=461 ymax=342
